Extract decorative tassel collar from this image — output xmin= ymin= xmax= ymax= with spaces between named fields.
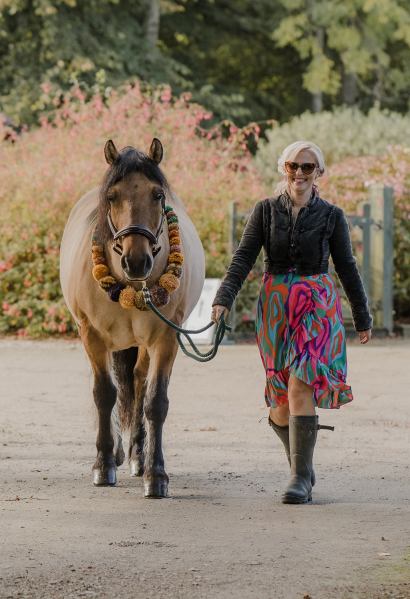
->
xmin=91 ymin=206 xmax=184 ymax=310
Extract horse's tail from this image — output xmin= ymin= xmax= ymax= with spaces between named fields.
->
xmin=112 ymin=347 xmax=139 ymax=430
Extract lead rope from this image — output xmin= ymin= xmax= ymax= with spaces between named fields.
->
xmin=142 ymin=286 xmax=231 ymax=362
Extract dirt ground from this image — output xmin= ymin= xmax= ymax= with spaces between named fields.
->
xmin=0 ymin=338 xmax=409 ymax=599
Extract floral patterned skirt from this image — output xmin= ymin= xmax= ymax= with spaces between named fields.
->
xmin=255 ymin=271 xmax=353 ymax=409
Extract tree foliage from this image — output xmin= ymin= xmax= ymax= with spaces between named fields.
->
xmin=0 ymin=0 xmax=157 ymax=124
xmin=273 ymin=0 xmax=410 ymax=111
xmin=0 ymin=0 xmax=409 ymax=125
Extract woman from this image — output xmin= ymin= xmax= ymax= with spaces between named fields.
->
xmin=211 ymin=140 xmax=372 ymax=504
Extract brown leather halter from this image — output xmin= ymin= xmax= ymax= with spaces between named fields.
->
xmin=106 ymin=201 xmax=165 ymax=257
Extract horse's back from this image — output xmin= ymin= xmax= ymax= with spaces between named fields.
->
xmin=170 ymin=193 xmax=205 ymax=319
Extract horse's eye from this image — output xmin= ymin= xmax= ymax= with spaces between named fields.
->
xmin=107 ymin=190 xmax=118 ymax=202
xmin=155 ymin=191 xmax=165 ymax=202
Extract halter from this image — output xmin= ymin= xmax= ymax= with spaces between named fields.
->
xmin=106 ymin=201 xmax=165 ymax=257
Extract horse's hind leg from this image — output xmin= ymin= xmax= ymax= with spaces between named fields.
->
xmin=129 ymin=347 xmax=150 ymax=477
xmin=112 ymin=347 xmax=139 ymax=467
xmin=80 ymin=321 xmax=118 ymax=486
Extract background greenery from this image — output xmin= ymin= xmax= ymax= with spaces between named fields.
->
xmin=1 ymin=0 xmax=410 ymax=127
xmin=0 ymin=0 xmax=409 ymax=336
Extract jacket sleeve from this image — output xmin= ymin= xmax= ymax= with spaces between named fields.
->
xmin=329 ymin=207 xmax=373 ymax=331
xmin=212 ymin=200 xmax=264 ymax=310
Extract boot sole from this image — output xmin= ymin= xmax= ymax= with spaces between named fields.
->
xmin=281 ymin=494 xmax=312 ymax=505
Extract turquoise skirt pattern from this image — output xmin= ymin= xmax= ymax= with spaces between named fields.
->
xmin=255 ymin=271 xmax=353 ymax=409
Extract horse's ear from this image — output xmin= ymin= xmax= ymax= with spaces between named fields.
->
xmin=149 ymin=138 xmax=163 ymax=164
xmin=104 ymin=139 xmax=119 ymax=165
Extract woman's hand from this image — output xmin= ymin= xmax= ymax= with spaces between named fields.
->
xmin=211 ymin=305 xmax=229 ymax=324
xmin=358 ymin=329 xmax=372 ymax=344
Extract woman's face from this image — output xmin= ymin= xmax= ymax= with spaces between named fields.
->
xmin=285 ymin=149 xmax=318 ymax=196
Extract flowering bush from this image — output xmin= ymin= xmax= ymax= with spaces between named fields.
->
xmin=257 ymin=107 xmax=410 ymax=184
xmin=0 ymin=83 xmax=266 ymax=336
xmin=320 ymin=148 xmax=410 ymax=321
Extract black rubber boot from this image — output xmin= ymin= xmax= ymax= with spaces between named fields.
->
xmin=281 ymin=415 xmax=318 ymax=504
xmin=268 ymin=417 xmax=316 ymax=487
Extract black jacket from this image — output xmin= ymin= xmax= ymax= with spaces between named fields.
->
xmin=213 ymin=192 xmax=372 ymax=331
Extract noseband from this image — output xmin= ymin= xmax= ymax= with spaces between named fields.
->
xmin=107 ymin=201 xmax=165 ymax=257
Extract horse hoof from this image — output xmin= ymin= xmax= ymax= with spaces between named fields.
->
xmin=93 ymin=467 xmax=117 ymax=487
xmin=129 ymin=460 xmax=144 ymax=477
xmin=144 ymin=479 xmax=168 ymax=498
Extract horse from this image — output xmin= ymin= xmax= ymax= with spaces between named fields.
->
xmin=60 ymin=138 xmax=205 ymax=497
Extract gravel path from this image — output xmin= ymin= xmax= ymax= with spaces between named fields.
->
xmin=0 ymin=339 xmax=409 ymax=599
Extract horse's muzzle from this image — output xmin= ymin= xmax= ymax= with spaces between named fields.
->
xmin=121 ymin=253 xmax=153 ymax=282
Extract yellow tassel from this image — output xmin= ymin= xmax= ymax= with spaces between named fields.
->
xmin=92 ymin=264 xmax=110 ymax=281
xmin=159 ymin=273 xmax=180 ymax=293
xmin=119 ymin=286 xmax=137 ymax=309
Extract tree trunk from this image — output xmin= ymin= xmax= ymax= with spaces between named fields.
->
xmin=312 ymin=92 xmax=323 ymax=112
xmin=146 ymin=0 xmax=160 ymax=52
xmin=342 ymin=71 xmax=358 ymax=105
xmin=311 ymin=27 xmax=324 ymax=112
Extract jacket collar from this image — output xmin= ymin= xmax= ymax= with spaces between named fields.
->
xmin=277 ymin=188 xmax=319 ymax=212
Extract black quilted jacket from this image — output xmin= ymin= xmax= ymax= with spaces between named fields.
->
xmin=213 ymin=192 xmax=372 ymax=331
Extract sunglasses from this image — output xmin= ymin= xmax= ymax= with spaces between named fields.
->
xmin=285 ymin=161 xmax=317 ymax=175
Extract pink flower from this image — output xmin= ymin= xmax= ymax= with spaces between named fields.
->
xmin=0 ymin=261 xmax=11 ymax=273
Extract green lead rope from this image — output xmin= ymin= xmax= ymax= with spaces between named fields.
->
xmin=142 ymin=287 xmax=231 ymax=362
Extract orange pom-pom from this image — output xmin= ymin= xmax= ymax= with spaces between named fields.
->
xmin=167 ymin=265 xmax=183 ymax=278
xmin=168 ymin=223 xmax=179 ymax=232
xmin=92 ymin=255 xmax=106 ymax=265
xmin=169 ymin=236 xmax=181 ymax=246
xmin=159 ymin=273 xmax=180 ymax=293
xmin=119 ymin=286 xmax=137 ymax=309
xmin=92 ymin=247 xmax=105 ymax=258
xmin=169 ymin=229 xmax=180 ymax=240
xmin=99 ymin=276 xmax=117 ymax=289
xmin=168 ymin=252 xmax=184 ymax=265
xmin=92 ymin=264 xmax=110 ymax=281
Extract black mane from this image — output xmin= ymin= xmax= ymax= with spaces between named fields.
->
xmin=97 ymin=146 xmax=169 ymax=243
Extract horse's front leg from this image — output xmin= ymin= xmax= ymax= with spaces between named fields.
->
xmin=80 ymin=320 xmax=118 ymax=486
xmin=144 ymin=334 xmax=178 ymax=498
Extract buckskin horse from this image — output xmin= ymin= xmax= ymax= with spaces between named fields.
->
xmin=60 ymin=138 xmax=205 ymax=497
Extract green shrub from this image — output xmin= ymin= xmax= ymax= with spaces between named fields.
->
xmin=257 ymin=107 xmax=410 ymax=185
xmin=0 ymin=83 xmax=266 ymax=337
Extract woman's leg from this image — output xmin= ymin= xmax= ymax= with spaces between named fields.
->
xmin=282 ymin=376 xmax=318 ymax=504
xmin=288 ymin=375 xmax=315 ymax=415
xmin=268 ymin=380 xmax=316 ymax=486
xmin=269 ymin=404 xmax=290 ymax=426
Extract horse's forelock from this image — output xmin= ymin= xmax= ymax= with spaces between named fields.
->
xmin=97 ymin=147 xmax=169 ymax=242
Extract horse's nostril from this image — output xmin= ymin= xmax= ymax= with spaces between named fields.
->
xmin=121 ymin=255 xmax=130 ymax=272
xmin=145 ymin=255 xmax=153 ymax=272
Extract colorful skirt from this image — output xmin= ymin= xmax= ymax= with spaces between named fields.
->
xmin=255 ymin=271 xmax=353 ymax=409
